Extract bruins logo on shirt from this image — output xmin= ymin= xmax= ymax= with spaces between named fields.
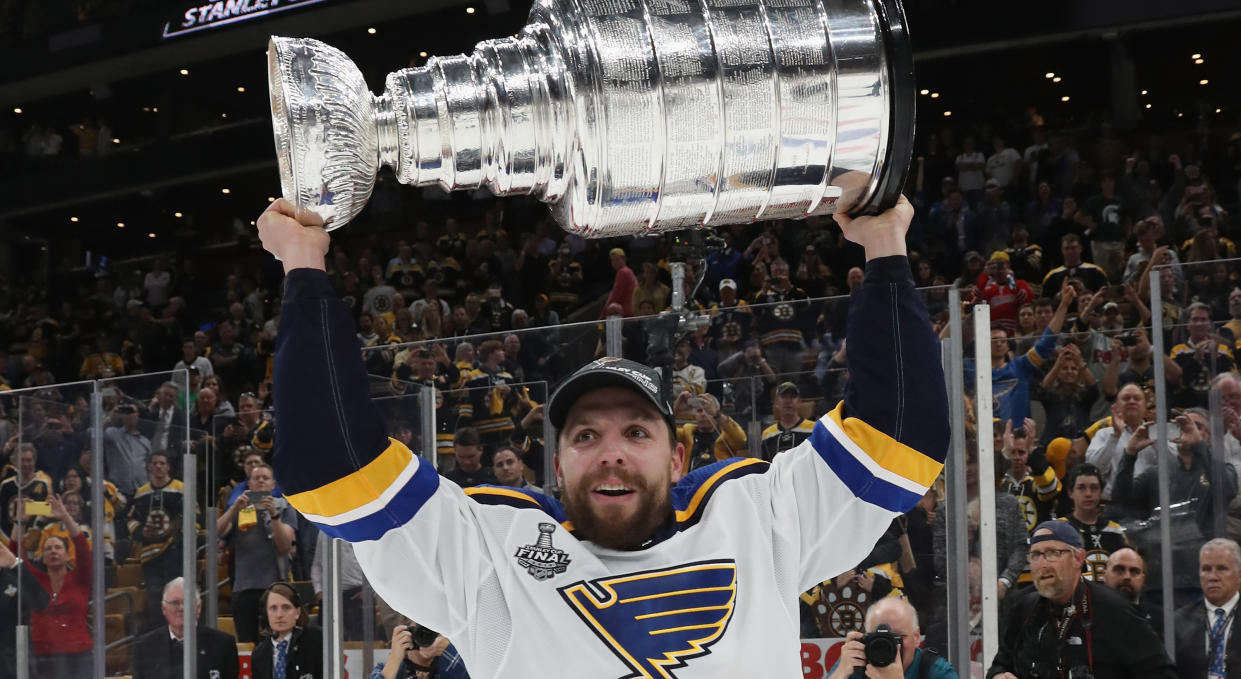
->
xmin=559 ymin=560 xmax=737 ymax=679
xmin=1017 ymin=496 xmax=1038 ymax=532
xmin=1083 ymin=550 xmax=1109 ymax=582
xmin=774 ymin=303 xmax=794 ymax=321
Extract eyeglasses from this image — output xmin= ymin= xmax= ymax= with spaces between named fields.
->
xmin=163 ymin=599 xmax=186 ymax=609
xmin=1027 ymin=548 xmax=1075 ymax=564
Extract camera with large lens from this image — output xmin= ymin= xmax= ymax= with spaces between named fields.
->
xmin=861 ymin=624 xmax=903 ymax=667
xmin=409 ymin=624 xmax=439 ymax=649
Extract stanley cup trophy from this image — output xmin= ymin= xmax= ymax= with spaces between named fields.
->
xmin=267 ymin=0 xmax=914 ymax=237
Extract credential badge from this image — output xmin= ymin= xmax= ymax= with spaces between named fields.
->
xmin=515 ymin=522 xmax=571 ymax=581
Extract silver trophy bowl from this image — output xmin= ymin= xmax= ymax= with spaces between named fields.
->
xmin=268 ymin=0 xmax=914 ymax=236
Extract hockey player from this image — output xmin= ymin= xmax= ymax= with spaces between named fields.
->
xmin=257 ymin=195 xmax=948 ymax=679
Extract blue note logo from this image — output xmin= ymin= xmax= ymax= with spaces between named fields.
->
xmin=558 ymin=560 xmax=737 ymax=679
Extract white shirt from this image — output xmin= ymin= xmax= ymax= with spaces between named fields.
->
xmin=1203 ymin=591 xmax=1239 ymax=657
xmin=986 ymin=148 xmax=1022 ymax=187
xmin=1084 ymin=424 xmax=1179 ymax=500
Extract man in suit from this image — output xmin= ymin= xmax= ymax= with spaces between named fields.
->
xmin=134 ymin=577 xmax=239 ymax=679
xmin=1103 ymin=547 xmax=1163 ymax=640
xmin=1174 ymin=537 xmax=1241 ymax=679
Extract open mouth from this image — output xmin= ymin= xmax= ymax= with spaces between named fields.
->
xmin=593 ymin=483 xmax=635 ymax=499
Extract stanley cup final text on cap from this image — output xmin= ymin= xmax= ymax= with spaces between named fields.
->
xmin=267 ymin=0 xmax=914 ymax=237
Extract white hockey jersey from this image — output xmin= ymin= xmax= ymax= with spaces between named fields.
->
xmin=287 ymin=404 xmax=941 ymax=678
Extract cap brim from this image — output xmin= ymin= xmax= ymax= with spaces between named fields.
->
xmin=548 ymin=369 xmax=670 ymax=430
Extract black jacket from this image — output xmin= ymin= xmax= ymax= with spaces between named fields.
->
xmin=133 ymin=624 xmax=239 ymax=679
xmin=1173 ymin=599 xmax=1241 ymax=679
xmin=0 ymin=561 xmax=49 ymax=679
xmin=987 ymin=580 xmax=1176 ymax=679
xmin=252 ymin=625 xmax=323 ymax=679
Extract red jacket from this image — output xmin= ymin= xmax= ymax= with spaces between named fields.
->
xmin=12 ymin=533 xmax=93 ymax=656
xmin=974 ymin=272 xmax=1033 ymax=334
xmin=602 ymin=265 xmax=639 ymax=318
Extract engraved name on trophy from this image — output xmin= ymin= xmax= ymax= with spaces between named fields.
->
xmin=267 ymin=0 xmax=913 ymax=237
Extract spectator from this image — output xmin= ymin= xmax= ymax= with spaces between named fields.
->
xmin=252 ymin=583 xmax=323 ymax=679
xmin=0 ymin=536 xmax=49 ymax=679
xmin=409 ymin=280 xmax=450 ymax=328
xmin=1083 ymin=171 xmax=1130 ymax=281
xmin=955 ymin=135 xmax=986 ymax=207
xmin=1086 ymin=383 xmax=1159 ymax=498
xmin=217 ymin=463 xmax=296 ymax=644
xmin=998 ymin=419 xmax=1059 ymax=533
xmin=1057 ymin=463 xmax=1128 ymax=582
xmin=1004 ymin=226 xmax=1043 ymax=285
xmin=717 ymin=341 xmax=776 ymax=423
xmin=225 ymin=448 xmax=284 ymax=507
xmin=1035 ymin=342 xmax=1099 ymax=444
xmin=146 ymin=381 xmax=187 ymax=455
xmin=210 ymin=320 xmax=245 ymax=391
xmin=372 ymin=623 xmax=471 ymax=679
xmin=751 ymin=259 xmax=810 ymax=377
xmin=13 ymin=495 xmax=93 ymax=679
xmin=987 ymin=521 xmax=1174 ymax=679
xmin=931 ymin=189 xmax=978 ymax=268
xmin=479 ymin=282 xmax=514 ymax=333
xmin=443 ymin=427 xmax=495 ymax=488
xmin=670 ymin=336 xmax=706 ymax=402
xmin=126 ymin=451 xmax=187 ymax=629
xmin=459 ymin=340 xmax=519 ymax=449
xmin=544 ymin=245 xmax=583 ymax=318
xmin=601 ymin=248 xmax=638 ymax=318
xmin=975 ymin=179 xmax=1013 ymax=255
xmin=174 ymin=338 xmax=213 ymax=377
xmin=760 ymin=382 xmax=814 ymax=461
xmin=1102 ymin=547 xmax=1163 ymax=639
xmin=0 ymin=443 xmax=52 ymax=537
xmin=1172 ymin=538 xmax=1241 ymax=679
xmin=631 ymin=262 xmax=670 ymax=315
xmin=1101 ymin=326 xmax=1182 ymax=405
xmin=363 ymin=264 xmax=399 ymax=324
xmin=28 ymin=489 xmax=91 ymax=568
xmin=828 ymin=597 xmax=958 ymax=679
xmin=133 ymin=577 xmax=239 ymax=679
xmin=674 ymin=392 xmax=747 ymax=472
xmin=1112 ymin=409 xmax=1236 ymax=530
xmin=490 ymin=444 xmax=540 ymax=493
xmin=982 ymin=283 xmax=1074 ymax=426
xmin=1169 ymin=302 xmax=1235 ymax=410
xmin=143 ymin=256 xmax=172 ymax=310
xmin=793 ymin=244 xmax=831 ymax=299
xmin=79 ymin=333 xmax=123 ymax=379
xmin=1024 ymin=180 xmax=1061 ymax=244
xmin=102 ymin=401 xmax=151 ymax=498
xmin=934 ymin=453 xmax=1028 ymax=603
xmin=708 ymin=279 xmax=751 ymax=360
xmin=972 ymin=251 xmax=1032 ymax=335
xmin=1042 ymin=234 xmax=1108 ymax=294
xmin=311 ymin=531 xmax=368 ymax=641
xmin=1123 ymin=218 xmax=1181 ymax=286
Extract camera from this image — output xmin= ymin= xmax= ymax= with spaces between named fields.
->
xmin=1119 ymin=332 xmax=1139 ymax=347
xmin=409 ymin=624 xmax=439 ymax=649
xmin=860 ymin=624 xmax=902 ymax=667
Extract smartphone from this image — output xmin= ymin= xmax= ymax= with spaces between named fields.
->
xmin=246 ymin=490 xmax=271 ymax=505
xmin=1109 ymin=285 xmax=1125 ymax=297
xmin=687 ymin=397 xmax=703 ymax=409
xmin=1120 ymin=333 xmax=1139 ymax=347
xmin=25 ymin=500 xmax=51 ymax=517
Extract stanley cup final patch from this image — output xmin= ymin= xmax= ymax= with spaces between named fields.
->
xmin=515 ymin=522 xmax=572 ymax=581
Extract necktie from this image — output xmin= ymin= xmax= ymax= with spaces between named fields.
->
xmin=1210 ymin=607 xmax=1227 ymax=677
xmin=275 ymin=639 xmax=289 ymax=679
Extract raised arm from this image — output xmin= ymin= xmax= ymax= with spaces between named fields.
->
xmin=834 ymin=196 xmax=950 ymax=472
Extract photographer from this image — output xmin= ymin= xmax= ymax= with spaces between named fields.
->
xmin=217 ymin=462 xmax=297 ymax=643
xmin=717 ymin=339 xmax=776 ymax=422
xmin=373 ymin=623 xmax=470 ymax=679
xmin=987 ymin=522 xmax=1174 ymax=679
xmin=828 ymin=598 xmax=957 ymax=679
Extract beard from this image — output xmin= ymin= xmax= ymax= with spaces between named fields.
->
xmin=562 ymin=467 xmax=672 ymax=551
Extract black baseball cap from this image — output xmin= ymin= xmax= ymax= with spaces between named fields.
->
xmin=548 ymin=358 xmax=673 ymax=430
xmin=776 ymin=381 xmax=800 ymax=396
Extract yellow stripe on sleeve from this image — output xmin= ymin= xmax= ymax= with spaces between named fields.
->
xmin=827 ymin=403 xmax=942 ymax=489
xmin=284 ymin=439 xmax=413 ymax=519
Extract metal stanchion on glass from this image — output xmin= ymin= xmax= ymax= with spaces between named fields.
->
xmin=972 ymin=305 xmax=999 ymax=669
xmin=943 ymin=286 xmax=971 ymax=673
xmin=1148 ymin=269 xmax=1176 ymax=660
xmin=605 ymin=315 xmax=622 ymax=358
xmin=91 ymin=387 xmax=106 ymax=679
